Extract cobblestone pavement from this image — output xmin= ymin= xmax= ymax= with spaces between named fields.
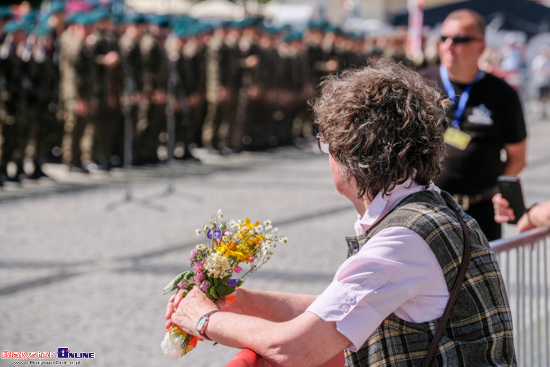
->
xmin=1 ymin=119 xmax=549 ymax=367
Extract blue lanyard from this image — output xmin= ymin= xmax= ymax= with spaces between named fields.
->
xmin=439 ymin=65 xmax=484 ymax=129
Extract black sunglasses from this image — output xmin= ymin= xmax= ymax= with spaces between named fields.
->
xmin=440 ymin=35 xmax=479 ymax=45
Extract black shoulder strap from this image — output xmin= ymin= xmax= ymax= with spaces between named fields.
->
xmin=422 ymin=195 xmax=471 ymax=367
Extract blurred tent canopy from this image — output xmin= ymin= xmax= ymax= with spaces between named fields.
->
xmin=189 ymin=0 xmax=238 ymax=20
xmin=261 ymin=1 xmax=314 ymax=27
xmin=125 ymin=0 xmax=193 ymax=15
xmin=391 ymin=0 xmax=550 ymax=39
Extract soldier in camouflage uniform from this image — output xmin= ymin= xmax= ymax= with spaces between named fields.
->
xmin=118 ymin=12 xmax=145 ymax=166
xmin=202 ymin=23 xmax=224 ymax=151
xmin=90 ymin=9 xmax=124 ymax=169
xmin=0 ymin=21 xmax=29 ymax=183
xmin=59 ymin=12 xmax=98 ymax=172
xmin=277 ymin=31 xmax=308 ymax=146
xmin=207 ymin=21 xmax=242 ymax=153
xmin=177 ymin=23 xmax=207 ymax=159
xmin=0 ymin=9 xmax=11 ymax=185
xmin=26 ymin=22 xmax=63 ymax=179
xmin=134 ymin=15 xmax=170 ymax=165
xmin=236 ymin=20 xmax=264 ymax=151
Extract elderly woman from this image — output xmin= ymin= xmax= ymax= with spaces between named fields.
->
xmin=166 ymin=60 xmax=516 ymax=366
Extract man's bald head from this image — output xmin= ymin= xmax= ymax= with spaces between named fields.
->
xmin=443 ymin=9 xmax=486 ymax=37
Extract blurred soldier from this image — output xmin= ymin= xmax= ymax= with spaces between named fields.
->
xmin=222 ymin=22 xmax=246 ymax=152
xmin=176 ymin=23 xmax=208 ymax=158
xmin=171 ymin=20 xmax=203 ymax=161
xmin=202 ymin=23 xmax=224 ymax=151
xmin=304 ymin=20 xmax=325 ymax=96
xmin=208 ymin=21 xmax=240 ymax=153
xmin=320 ymin=24 xmax=339 ymax=74
xmin=59 ymin=11 xmax=98 ymax=172
xmin=0 ymin=8 xmax=11 ymax=186
xmin=38 ymin=1 xmax=68 ymax=166
xmin=90 ymin=8 xmax=123 ymax=170
xmin=0 ymin=6 xmax=13 ymax=43
xmin=134 ymin=15 xmax=170 ymax=165
xmin=118 ymin=12 xmax=145 ymax=164
xmin=0 ymin=20 xmax=29 ymax=184
xmin=236 ymin=19 xmax=263 ymax=151
xmin=27 ymin=21 xmax=63 ymax=179
xmin=338 ymin=32 xmax=366 ymax=70
xmin=383 ymin=28 xmax=414 ymax=69
xmin=278 ymin=31 xmax=307 ymax=146
xmin=259 ymin=25 xmax=283 ymax=149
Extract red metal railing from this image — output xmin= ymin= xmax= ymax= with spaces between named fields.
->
xmin=225 ymin=349 xmax=260 ymax=367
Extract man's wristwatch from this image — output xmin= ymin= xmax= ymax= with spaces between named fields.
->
xmin=197 ymin=310 xmax=219 ymax=341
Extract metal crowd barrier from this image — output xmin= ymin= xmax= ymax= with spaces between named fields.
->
xmin=224 ymin=227 xmax=550 ymax=367
xmin=490 ymin=226 xmax=550 ymax=367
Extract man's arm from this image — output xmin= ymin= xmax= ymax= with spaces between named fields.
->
xmin=517 ymin=200 xmax=550 ymax=233
xmin=503 ymin=139 xmax=527 ymax=176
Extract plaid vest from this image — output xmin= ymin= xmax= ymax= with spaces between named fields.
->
xmin=345 ymin=190 xmax=516 ymax=367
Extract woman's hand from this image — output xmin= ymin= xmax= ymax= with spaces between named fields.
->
xmin=170 ymin=286 xmax=218 ymax=337
xmin=165 ymin=289 xmax=184 ymax=329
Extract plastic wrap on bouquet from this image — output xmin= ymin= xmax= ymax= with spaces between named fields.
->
xmin=161 ymin=326 xmax=199 ymax=359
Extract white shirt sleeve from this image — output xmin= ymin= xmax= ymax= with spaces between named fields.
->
xmin=306 ymin=226 xmax=449 ymax=351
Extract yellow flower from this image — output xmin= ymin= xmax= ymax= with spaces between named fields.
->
xmin=217 ymin=241 xmax=249 ymax=262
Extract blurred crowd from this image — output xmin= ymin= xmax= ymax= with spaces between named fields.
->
xmin=0 ymin=1 xmax=545 ymax=186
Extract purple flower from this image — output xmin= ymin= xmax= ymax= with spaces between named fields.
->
xmin=200 ymin=281 xmax=211 ymax=292
xmin=227 ymin=278 xmax=239 ymax=287
xmin=177 ymin=282 xmax=185 ymax=289
xmin=207 ymin=226 xmax=222 ymax=240
xmin=195 ymin=272 xmax=206 ymax=284
xmin=213 ymin=227 xmax=222 ymax=240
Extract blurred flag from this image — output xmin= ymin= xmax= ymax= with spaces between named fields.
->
xmin=407 ymin=0 xmax=424 ymax=64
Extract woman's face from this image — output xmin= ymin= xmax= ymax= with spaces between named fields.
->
xmin=329 ymin=155 xmax=364 ymax=209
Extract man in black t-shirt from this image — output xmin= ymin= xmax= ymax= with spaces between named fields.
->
xmin=420 ymin=9 xmax=527 ymax=240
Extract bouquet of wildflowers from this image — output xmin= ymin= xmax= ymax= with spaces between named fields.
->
xmin=161 ymin=209 xmax=288 ymax=359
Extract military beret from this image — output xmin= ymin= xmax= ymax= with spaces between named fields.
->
xmin=3 ymin=20 xmax=27 ymax=33
xmin=173 ymin=24 xmax=190 ymax=38
xmin=34 ymin=22 xmax=54 ymax=36
xmin=171 ymin=15 xmax=197 ymax=29
xmin=123 ymin=12 xmax=145 ymax=24
xmin=283 ymin=30 xmax=302 ymax=43
xmin=146 ymin=14 xmax=171 ymax=27
xmin=49 ymin=1 xmax=66 ymax=14
xmin=233 ymin=18 xmax=258 ymax=29
xmin=307 ymin=20 xmax=326 ymax=31
xmin=69 ymin=12 xmax=95 ymax=26
xmin=323 ymin=24 xmax=340 ymax=34
xmin=88 ymin=7 xmax=110 ymax=22
xmin=196 ymin=23 xmax=214 ymax=36
xmin=0 ymin=6 xmax=14 ymax=19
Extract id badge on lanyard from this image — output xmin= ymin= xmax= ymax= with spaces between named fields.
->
xmin=440 ymin=65 xmax=484 ymax=150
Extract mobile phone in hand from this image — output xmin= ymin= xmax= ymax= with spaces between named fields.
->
xmin=497 ymin=176 xmax=526 ymax=224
